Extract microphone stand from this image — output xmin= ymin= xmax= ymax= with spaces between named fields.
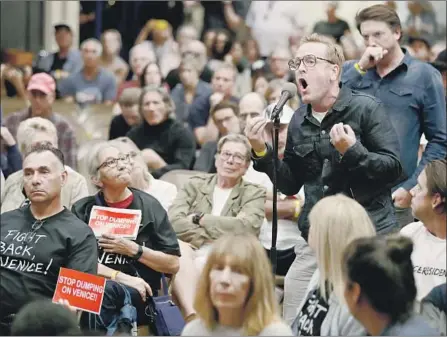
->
xmin=269 ymin=109 xmax=281 ymax=276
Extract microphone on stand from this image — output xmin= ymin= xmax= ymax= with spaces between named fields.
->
xmin=270 ymin=82 xmax=297 ymax=121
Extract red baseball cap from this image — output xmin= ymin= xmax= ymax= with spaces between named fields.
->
xmin=27 ymin=73 xmax=56 ymax=95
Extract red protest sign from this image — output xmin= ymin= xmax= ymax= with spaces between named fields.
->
xmin=88 ymin=206 xmax=141 ymax=239
xmin=52 ymin=268 xmax=106 ymax=315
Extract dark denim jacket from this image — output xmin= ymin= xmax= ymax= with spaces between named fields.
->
xmin=253 ymin=86 xmax=402 ymax=241
xmin=342 ymin=50 xmax=447 ymax=191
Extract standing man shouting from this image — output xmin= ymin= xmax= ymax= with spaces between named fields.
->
xmin=245 ymin=33 xmax=403 ymax=324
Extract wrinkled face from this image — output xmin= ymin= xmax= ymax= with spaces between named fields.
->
xmin=120 ymin=104 xmax=141 ymax=126
xmin=239 ymin=95 xmax=264 ymax=131
xmin=215 ymin=141 xmax=249 ymax=180
xmin=23 ymin=151 xmax=66 ymax=204
xmin=103 ymin=31 xmax=120 ymax=55
xmin=254 ymin=76 xmax=269 ymax=96
xmin=95 ymin=147 xmax=132 ymax=189
xmin=213 ymin=108 xmax=240 ymax=136
xmin=55 ymin=29 xmax=72 ymax=50
xmin=141 ymin=91 xmax=169 ymax=126
xmin=82 ymin=41 xmax=101 ymax=68
xmin=144 ymin=63 xmax=162 ymax=87
xmin=410 ymin=170 xmax=434 ymax=221
xmin=269 ymin=51 xmax=290 ymax=78
xmin=113 ymin=142 xmax=142 ymax=188
xmin=209 ymin=256 xmax=251 ymax=311
xmin=294 ymin=42 xmax=338 ymax=105
xmin=28 ymin=90 xmax=54 ymax=116
xmin=179 ymin=64 xmax=199 ymax=87
xmin=264 ymin=123 xmax=289 ymax=154
xmin=360 ymin=20 xmax=401 ymax=54
xmin=130 ymin=47 xmax=155 ymax=76
xmin=212 ymin=69 xmax=234 ymax=96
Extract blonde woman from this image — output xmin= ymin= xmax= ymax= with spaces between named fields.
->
xmin=182 ymin=234 xmax=292 ymax=336
xmin=291 ymin=194 xmax=376 ymax=336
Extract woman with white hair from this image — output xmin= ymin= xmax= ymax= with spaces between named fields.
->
xmin=1 ymin=117 xmax=88 ymax=213
xmin=291 ymin=194 xmax=376 ymax=336
xmin=182 ymin=233 xmax=292 ymax=336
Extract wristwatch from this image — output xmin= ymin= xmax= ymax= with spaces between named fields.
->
xmin=132 ymin=244 xmax=143 ymax=260
xmin=192 ymin=212 xmax=204 ymax=225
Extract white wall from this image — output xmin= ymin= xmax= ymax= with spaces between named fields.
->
xmin=44 ymin=1 xmax=79 ymax=52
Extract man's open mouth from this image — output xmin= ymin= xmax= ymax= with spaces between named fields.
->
xmin=299 ymin=78 xmax=308 ymax=89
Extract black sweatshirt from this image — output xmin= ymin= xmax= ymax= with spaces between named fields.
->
xmin=126 ymin=118 xmax=196 ymax=178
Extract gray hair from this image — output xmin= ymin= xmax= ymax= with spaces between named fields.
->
xmin=86 ymin=141 xmax=118 ymax=189
xmin=81 ymin=38 xmax=103 ymax=56
xmin=217 ymin=134 xmax=252 ymax=160
xmin=139 ymin=85 xmax=176 ymax=118
xmin=129 ymin=43 xmax=156 ymax=63
xmin=17 ymin=117 xmax=58 ymax=154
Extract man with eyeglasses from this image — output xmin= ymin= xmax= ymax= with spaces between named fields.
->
xmin=245 ymin=33 xmax=402 ymax=324
xmin=71 ymin=141 xmax=180 ymax=334
xmin=169 ymin=134 xmax=265 ymax=271
xmin=0 ymin=143 xmax=97 ymax=335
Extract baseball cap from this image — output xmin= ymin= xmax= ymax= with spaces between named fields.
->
xmin=27 ymin=73 xmax=56 ymax=95
xmin=54 ymin=24 xmax=72 ymax=33
xmin=263 ymin=103 xmax=295 ymax=125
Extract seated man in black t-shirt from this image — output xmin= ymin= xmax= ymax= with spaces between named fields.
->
xmin=0 ymin=144 xmax=98 ymax=335
xmin=71 ymin=141 xmax=180 ymax=333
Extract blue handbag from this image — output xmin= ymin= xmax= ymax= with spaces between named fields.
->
xmin=145 ymin=274 xmax=186 ymax=336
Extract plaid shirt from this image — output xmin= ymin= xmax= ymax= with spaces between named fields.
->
xmin=4 ymin=108 xmax=78 ymax=169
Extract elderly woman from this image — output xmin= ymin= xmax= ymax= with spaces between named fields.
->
xmin=291 ymin=194 xmax=376 ymax=336
xmin=126 ymin=85 xmax=196 ymax=178
xmin=182 ymin=234 xmax=292 ymax=336
xmin=343 ymin=235 xmax=439 ymax=336
xmin=108 ymin=137 xmax=177 ymax=211
xmin=71 ymin=141 xmax=181 ymax=334
xmin=1 ymin=117 xmax=88 ymax=213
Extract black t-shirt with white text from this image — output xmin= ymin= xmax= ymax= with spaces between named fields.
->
xmin=0 ymin=206 xmax=98 ymax=318
xmin=295 ymin=287 xmax=330 ymax=336
xmin=71 ymin=188 xmax=181 ymax=292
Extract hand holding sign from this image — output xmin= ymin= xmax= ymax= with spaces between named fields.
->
xmin=53 ymin=268 xmax=106 ymax=315
xmin=88 ymin=206 xmax=141 ymax=240
xmin=98 ymin=233 xmax=139 ymax=257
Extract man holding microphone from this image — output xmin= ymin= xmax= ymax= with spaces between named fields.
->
xmin=245 ymin=33 xmax=403 ymax=324
xmin=342 ymin=4 xmax=446 ymax=228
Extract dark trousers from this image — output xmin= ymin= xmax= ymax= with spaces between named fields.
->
xmin=265 ymin=247 xmax=296 ymax=276
xmin=80 ymin=280 xmax=149 ymax=334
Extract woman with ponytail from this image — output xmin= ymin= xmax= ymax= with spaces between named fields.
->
xmin=342 ymin=235 xmax=440 ymax=336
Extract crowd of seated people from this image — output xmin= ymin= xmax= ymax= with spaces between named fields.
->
xmin=0 ymin=1 xmax=446 ymax=336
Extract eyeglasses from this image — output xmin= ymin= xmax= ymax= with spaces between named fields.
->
xmin=22 ymin=220 xmax=45 ymax=246
xmin=288 ymin=54 xmax=335 ymax=70
xmin=97 ymin=154 xmax=131 ymax=171
xmin=219 ymin=151 xmax=247 ymax=164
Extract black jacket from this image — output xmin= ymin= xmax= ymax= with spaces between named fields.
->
xmin=253 ymin=86 xmax=403 ymax=241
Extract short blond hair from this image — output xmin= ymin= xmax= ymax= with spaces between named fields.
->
xmin=308 ymin=194 xmax=376 ymax=302
xmin=17 ymin=117 xmax=58 ymax=155
xmin=194 ymin=234 xmax=279 ymax=335
xmin=300 ymin=33 xmax=345 ymax=69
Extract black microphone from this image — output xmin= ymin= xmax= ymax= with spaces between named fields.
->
xmin=270 ymin=83 xmax=297 ymax=121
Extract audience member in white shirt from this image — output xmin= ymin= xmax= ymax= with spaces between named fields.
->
xmin=401 ymin=159 xmax=446 ymax=302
